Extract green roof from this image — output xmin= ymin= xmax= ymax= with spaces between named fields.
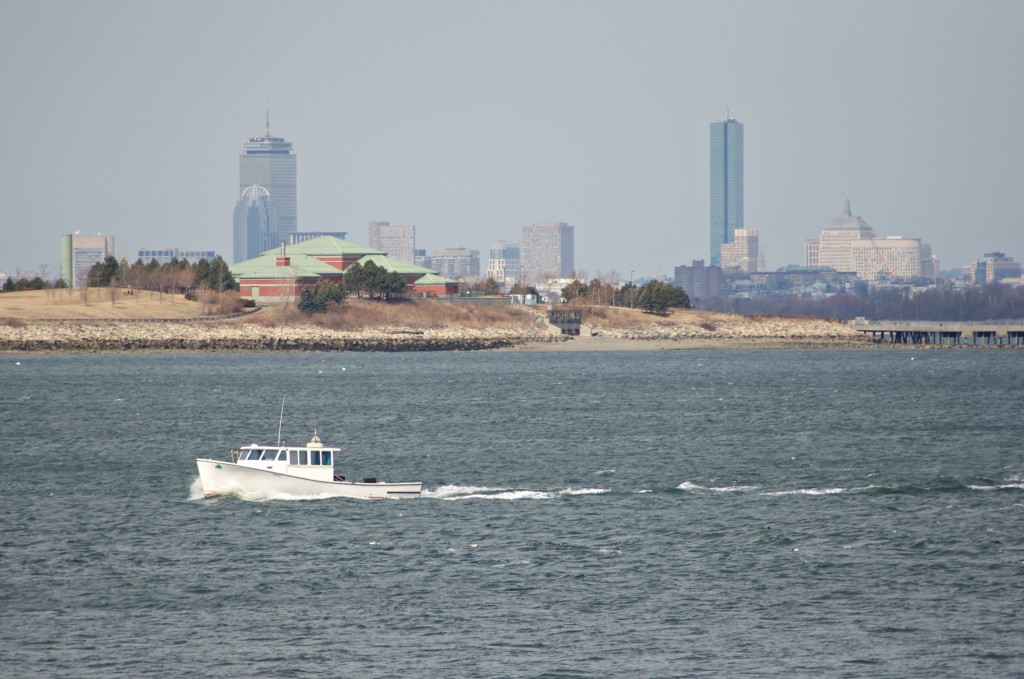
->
xmin=231 ymin=252 xmax=341 ymax=279
xmin=413 ymin=272 xmax=457 ymax=285
xmin=261 ymin=236 xmax=384 ymax=257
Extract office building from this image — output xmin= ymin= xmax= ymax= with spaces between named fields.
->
xmin=709 ymin=113 xmax=744 ymax=266
xmin=60 ymin=234 xmax=115 ymax=288
xmin=367 ymin=221 xmax=416 ymax=264
xmin=720 ymin=228 xmax=760 ymax=274
xmin=429 ymin=247 xmax=480 ymax=280
xmin=850 ymin=237 xmax=927 ymax=281
xmin=970 ymin=252 xmax=1020 ymax=285
xmin=806 ymin=198 xmax=936 ymax=281
xmin=239 ymin=117 xmax=296 ymax=238
xmin=521 ymin=221 xmax=574 ymax=286
xmin=674 ymin=259 xmax=723 ymax=302
xmin=806 ymin=198 xmax=875 ymax=272
xmin=233 ymin=184 xmax=279 ymax=263
xmin=487 ymin=241 xmax=521 ymax=290
xmin=137 ymin=248 xmax=217 ymax=265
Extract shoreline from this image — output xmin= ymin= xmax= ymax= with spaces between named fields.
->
xmin=1 ymin=320 xmax=1009 ymax=353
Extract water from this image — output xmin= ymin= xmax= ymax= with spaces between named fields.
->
xmin=1 ymin=349 xmax=1022 ymax=678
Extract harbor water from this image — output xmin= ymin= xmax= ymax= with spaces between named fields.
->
xmin=1 ymin=349 xmax=1022 ymax=677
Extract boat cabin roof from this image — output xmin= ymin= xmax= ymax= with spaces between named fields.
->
xmin=239 ymin=443 xmax=341 ymax=453
xmin=239 ymin=432 xmax=339 ymax=453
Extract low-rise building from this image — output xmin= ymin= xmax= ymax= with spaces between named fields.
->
xmin=137 ymin=248 xmax=218 ymax=265
xmin=969 ymin=252 xmax=1021 ymax=285
xmin=230 ymin=236 xmax=457 ymax=302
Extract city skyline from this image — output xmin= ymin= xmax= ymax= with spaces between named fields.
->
xmin=2 ymin=1 xmax=1023 ymax=280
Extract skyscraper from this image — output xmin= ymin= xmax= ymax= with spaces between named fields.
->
xmin=239 ymin=115 xmax=296 ymax=238
xmin=232 ymin=184 xmax=279 ymax=263
xmin=367 ymin=221 xmax=416 ymax=264
xmin=521 ymin=221 xmax=574 ymax=286
xmin=709 ymin=113 xmax=744 ymax=267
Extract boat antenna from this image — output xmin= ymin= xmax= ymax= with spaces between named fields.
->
xmin=277 ymin=396 xmax=286 ymax=446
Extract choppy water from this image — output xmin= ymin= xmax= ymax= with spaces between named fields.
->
xmin=1 ymin=349 xmax=1022 ymax=678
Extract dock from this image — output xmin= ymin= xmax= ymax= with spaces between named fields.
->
xmin=849 ymin=319 xmax=1024 ymax=345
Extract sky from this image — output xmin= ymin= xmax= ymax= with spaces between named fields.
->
xmin=3 ymin=0 xmax=1023 ymax=281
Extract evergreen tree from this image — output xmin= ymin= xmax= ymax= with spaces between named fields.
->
xmin=312 ymin=280 xmax=345 ymax=309
xmin=561 ymin=279 xmax=588 ymax=302
xmin=297 ymin=289 xmax=318 ymax=313
xmin=87 ymin=255 xmax=120 ymax=287
xmin=636 ymin=280 xmax=690 ymax=314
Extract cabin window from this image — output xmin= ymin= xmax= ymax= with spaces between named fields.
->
xmin=276 ymin=450 xmax=287 ymax=461
xmin=288 ymin=450 xmax=298 ymax=465
xmin=246 ymin=450 xmax=263 ymax=460
xmin=311 ymin=450 xmax=321 ymax=465
xmin=299 ymin=450 xmax=308 ymax=465
xmin=322 ymin=451 xmax=332 ymax=466
xmin=260 ymin=450 xmax=276 ymax=461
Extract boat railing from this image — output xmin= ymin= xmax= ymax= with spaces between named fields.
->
xmin=230 ymin=449 xmax=242 ymax=463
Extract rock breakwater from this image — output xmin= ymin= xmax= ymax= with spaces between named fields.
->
xmin=0 ymin=322 xmax=560 ymax=352
xmin=587 ymin=313 xmax=869 ymax=344
xmin=0 ymin=313 xmax=875 ymax=353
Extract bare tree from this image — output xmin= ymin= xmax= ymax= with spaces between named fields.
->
xmin=107 ymin=277 xmax=119 ymax=306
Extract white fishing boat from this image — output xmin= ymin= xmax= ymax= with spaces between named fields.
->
xmin=195 ymin=431 xmax=422 ymax=500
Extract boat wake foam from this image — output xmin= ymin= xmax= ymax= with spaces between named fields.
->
xmin=677 ymin=481 xmax=761 ymax=493
xmin=426 ymin=484 xmax=608 ymax=501
xmin=677 ymin=477 xmax=1024 ymax=497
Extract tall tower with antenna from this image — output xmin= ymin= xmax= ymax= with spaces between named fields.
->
xmin=238 ymin=109 xmax=297 ymax=239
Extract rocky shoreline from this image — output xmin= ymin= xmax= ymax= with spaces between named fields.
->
xmin=0 ymin=314 xmax=885 ymax=352
xmin=0 ymin=321 xmax=560 ymax=352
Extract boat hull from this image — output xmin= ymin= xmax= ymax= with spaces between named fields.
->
xmin=196 ymin=458 xmax=421 ymax=500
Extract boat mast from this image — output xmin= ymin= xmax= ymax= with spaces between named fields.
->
xmin=277 ymin=397 xmax=285 ymax=446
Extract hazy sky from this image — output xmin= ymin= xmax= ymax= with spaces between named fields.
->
xmin=3 ymin=0 xmax=1023 ymax=280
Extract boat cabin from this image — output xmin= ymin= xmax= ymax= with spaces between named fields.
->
xmin=230 ymin=432 xmax=342 ymax=483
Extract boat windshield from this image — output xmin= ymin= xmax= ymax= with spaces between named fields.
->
xmin=245 ymin=449 xmax=264 ymax=460
xmin=276 ymin=450 xmax=287 ymax=461
xmin=260 ymin=450 xmax=279 ymax=461
xmin=322 ymin=450 xmax=332 ymax=466
xmin=311 ymin=450 xmax=321 ymax=465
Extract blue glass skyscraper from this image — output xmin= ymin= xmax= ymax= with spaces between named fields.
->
xmin=709 ymin=113 xmax=744 ymax=267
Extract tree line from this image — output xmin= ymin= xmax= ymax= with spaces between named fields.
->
xmin=85 ymin=255 xmax=239 ymax=295
xmin=699 ymin=283 xmax=1024 ymax=321
xmin=560 ymin=277 xmax=690 ymax=314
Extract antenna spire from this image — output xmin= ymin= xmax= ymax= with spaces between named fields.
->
xmin=264 ymin=98 xmax=271 ymax=138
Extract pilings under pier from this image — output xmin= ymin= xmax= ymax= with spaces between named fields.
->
xmin=849 ymin=320 xmax=1024 ymax=346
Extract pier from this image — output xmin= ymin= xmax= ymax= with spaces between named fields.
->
xmin=849 ymin=319 xmax=1024 ymax=346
